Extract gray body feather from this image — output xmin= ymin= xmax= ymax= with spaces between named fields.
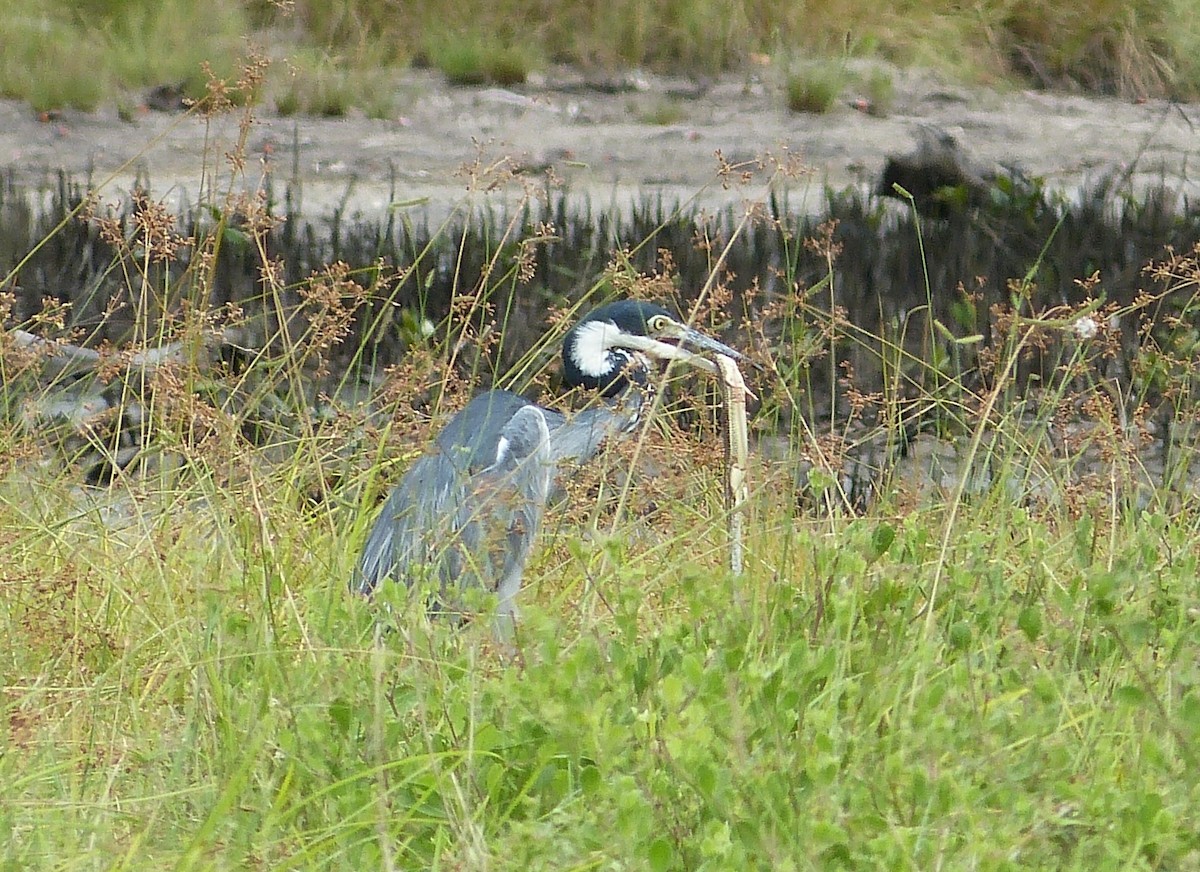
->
xmin=354 ymin=388 xmax=643 ymax=628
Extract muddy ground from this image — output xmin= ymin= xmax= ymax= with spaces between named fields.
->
xmin=1 ymin=63 xmax=1197 ymax=221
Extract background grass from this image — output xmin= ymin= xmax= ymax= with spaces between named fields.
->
xmin=2 ymin=0 xmax=1200 ymax=110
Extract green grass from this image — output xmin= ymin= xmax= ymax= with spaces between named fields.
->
xmin=0 ymin=0 xmax=247 ymax=111
xmin=0 ymin=2 xmax=112 ymax=111
xmin=3 ymin=0 xmax=1200 ymax=109
xmin=422 ymin=33 xmax=538 ymax=87
xmin=3 ymin=450 xmax=1199 ymax=867
xmin=273 ymin=50 xmax=397 ymax=118
xmin=636 ymin=97 xmax=690 ymax=126
xmin=861 ymin=66 xmax=896 ymax=116
xmin=785 ymin=65 xmax=846 ymax=114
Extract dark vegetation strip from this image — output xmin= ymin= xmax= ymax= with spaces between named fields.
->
xmin=2 ymin=168 xmax=1197 ymax=390
xmin=4 ymin=169 xmax=1200 ymax=498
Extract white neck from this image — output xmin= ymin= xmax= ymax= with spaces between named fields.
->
xmin=569 ymin=320 xmax=620 ymax=377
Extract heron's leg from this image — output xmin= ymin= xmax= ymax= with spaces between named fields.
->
xmin=491 ymin=595 xmax=519 ymax=642
xmin=491 ymin=529 xmax=526 ymax=641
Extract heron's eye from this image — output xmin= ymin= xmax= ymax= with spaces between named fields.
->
xmin=647 ymin=314 xmax=670 ymax=333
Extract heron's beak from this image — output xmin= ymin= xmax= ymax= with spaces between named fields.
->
xmin=659 ymin=321 xmax=750 ymax=364
xmin=616 ymin=320 xmax=749 ymax=375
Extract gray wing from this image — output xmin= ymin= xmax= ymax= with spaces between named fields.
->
xmin=435 ymin=390 xmax=533 ymax=474
xmin=353 ymin=387 xmax=644 ymax=607
xmin=451 ymin=405 xmax=552 ymax=628
xmin=355 ymin=390 xmax=530 ymax=596
xmin=354 ymin=449 xmax=462 ymax=596
xmin=354 ymin=397 xmax=553 ymax=621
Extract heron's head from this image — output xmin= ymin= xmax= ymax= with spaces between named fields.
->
xmin=561 ymin=300 xmax=747 ymax=396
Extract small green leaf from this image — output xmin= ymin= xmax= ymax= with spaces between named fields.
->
xmin=1114 ymin=685 xmax=1147 ymax=707
xmin=1017 ymin=605 xmax=1042 ymax=642
xmin=328 ymin=698 xmax=352 ymax=735
xmin=807 ymin=468 xmax=837 ymax=495
xmin=867 ymin=522 xmax=896 ymax=562
xmin=221 ymin=225 xmax=252 ymax=252
xmin=950 ymin=297 xmax=976 ymax=331
xmin=933 ymin=318 xmax=956 ymax=342
xmin=948 ymin=621 xmax=972 ymax=650
xmin=579 ymin=764 xmax=601 ymax=793
xmin=647 ymin=837 xmax=672 ymax=872
xmin=1032 ymin=674 xmax=1056 ymax=703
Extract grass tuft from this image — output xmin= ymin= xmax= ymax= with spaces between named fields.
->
xmin=273 ymin=51 xmax=396 ymax=118
xmin=424 ymin=33 xmax=537 ymax=87
xmin=862 ymin=66 xmax=896 ymax=115
xmin=785 ymin=65 xmax=845 ymax=113
xmin=636 ymin=97 xmax=689 ymax=126
xmin=0 ymin=3 xmax=110 ymax=111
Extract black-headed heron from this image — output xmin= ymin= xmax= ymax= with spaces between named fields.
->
xmin=354 ymin=300 xmax=747 ymax=633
